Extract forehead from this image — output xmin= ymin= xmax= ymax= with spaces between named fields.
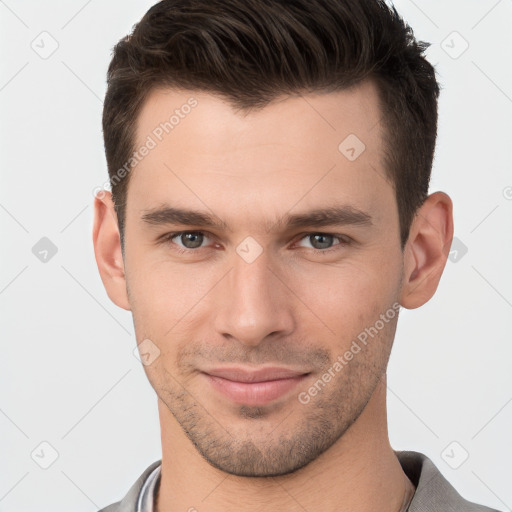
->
xmin=127 ymin=81 xmax=391 ymax=226
xmin=134 ymin=80 xmax=383 ymax=157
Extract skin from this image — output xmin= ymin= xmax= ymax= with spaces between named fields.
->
xmin=93 ymin=79 xmax=453 ymax=512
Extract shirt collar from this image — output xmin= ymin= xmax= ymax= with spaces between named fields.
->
xmin=136 ymin=463 xmax=161 ymax=512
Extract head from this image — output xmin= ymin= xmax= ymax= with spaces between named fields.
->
xmin=94 ymin=0 xmax=453 ymax=477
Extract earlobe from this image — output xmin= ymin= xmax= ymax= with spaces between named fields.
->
xmin=92 ymin=191 xmax=131 ymax=311
xmin=400 ymin=191 xmax=454 ymax=310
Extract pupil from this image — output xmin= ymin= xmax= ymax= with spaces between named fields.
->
xmin=183 ymin=233 xmax=202 ymax=248
xmin=312 ymin=234 xmax=332 ymax=249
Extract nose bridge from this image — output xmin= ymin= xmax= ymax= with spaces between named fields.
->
xmin=231 ymin=246 xmax=273 ymax=302
xmin=213 ymin=243 xmax=294 ymax=346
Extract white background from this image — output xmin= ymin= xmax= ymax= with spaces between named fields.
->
xmin=0 ymin=1 xmax=511 ymax=510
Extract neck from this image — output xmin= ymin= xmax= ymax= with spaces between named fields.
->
xmin=156 ymin=375 xmax=409 ymax=512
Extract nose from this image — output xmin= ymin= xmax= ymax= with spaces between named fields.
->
xmin=213 ymin=247 xmax=295 ymax=348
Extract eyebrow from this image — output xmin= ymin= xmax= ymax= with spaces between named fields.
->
xmin=140 ymin=204 xmax=373 ymax=232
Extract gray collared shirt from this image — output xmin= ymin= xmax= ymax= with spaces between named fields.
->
xmin=98 ymin=450 xmax=503 ymax=512
xmin=136 ymin=464 xmax=160 ymax=512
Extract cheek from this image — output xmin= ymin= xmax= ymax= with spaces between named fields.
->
xmin=290 ymin=257 xmax=400 ymax=345
xmin=292 ymin=259 xmax=387 ymax=312
xmin=126 ymin=257 xmax=197 ymax=336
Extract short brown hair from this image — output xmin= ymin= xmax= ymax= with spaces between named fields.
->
xmin=102 ymin=0 xmax=440 ymax=251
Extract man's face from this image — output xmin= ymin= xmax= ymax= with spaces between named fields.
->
xmin=122 ymin=81 xmax=405 ymax=476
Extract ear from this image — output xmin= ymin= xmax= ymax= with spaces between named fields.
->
xmin=92 ymin=190 xmax=131 ymax=311
xmin=400 ymin=191 xmax=454 ymax=309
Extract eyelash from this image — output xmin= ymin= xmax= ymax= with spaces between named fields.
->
xmin=159 ymin=231 xmax=351 ymax=255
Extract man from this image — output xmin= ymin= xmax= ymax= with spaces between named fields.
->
xmin=92 ymin=0 xmax=501 ymax=511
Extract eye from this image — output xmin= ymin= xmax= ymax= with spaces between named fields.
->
xmin=163 ymin=231 xmax=213 ymax=252
xmin=159 ymin=231 xmax=351 ymax=255
xmin=295 ymin=233 xmax=349 ymax=252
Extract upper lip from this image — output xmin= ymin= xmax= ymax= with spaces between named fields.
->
xmin=203 ymin=366 xmax=309 ymax=383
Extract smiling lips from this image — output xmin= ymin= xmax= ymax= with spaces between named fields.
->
xmin=202 ymin=367 xmax=310 ymax=406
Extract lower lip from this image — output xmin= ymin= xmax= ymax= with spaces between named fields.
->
xmin=204 ymin=374 xmax=309 ymax=406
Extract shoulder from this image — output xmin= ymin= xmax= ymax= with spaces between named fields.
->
xmin=96 ymin=460 xmax=162 ymax=512
xmin=97 ymin=504 xmax=121 ymax=512
xmin=395 ymin=450 xmax=502 ymax=512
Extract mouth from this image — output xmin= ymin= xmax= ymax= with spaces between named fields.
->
xmin=201 ymin=366 xmax=311 ymax=406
